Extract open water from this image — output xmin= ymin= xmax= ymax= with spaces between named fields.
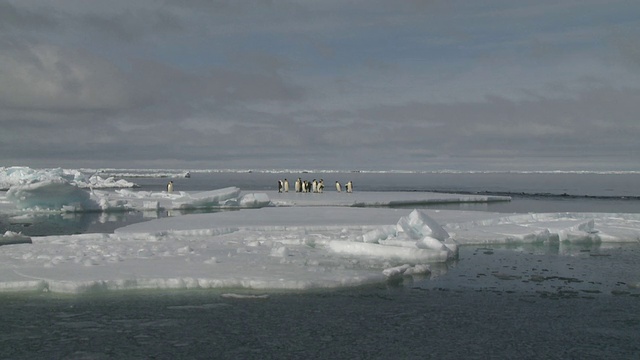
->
xmin=1 ymin=171 xmax=639 ymax=359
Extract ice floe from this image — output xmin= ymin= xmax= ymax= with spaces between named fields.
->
xmin=0 ymin=207 xmax=638 ymax=294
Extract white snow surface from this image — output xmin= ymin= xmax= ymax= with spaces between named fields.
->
xmin=1 ymin=167 xmax=639 ymax=294
xmin=0 ymin=167 xmax=137 ymax=190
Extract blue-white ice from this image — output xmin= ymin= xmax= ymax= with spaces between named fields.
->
xmin=0 ymin=167 xmax=639 ymax=294
xmin=0 ymin=167 xmax=269 ymax=212
xmin=0 ymin=166 xmax=137 ymax=191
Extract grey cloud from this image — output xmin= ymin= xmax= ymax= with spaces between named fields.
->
xmin=351 ymin=87 xmax=640 ymax=161
xmin=77 ymin=9 xmax=184 ymax=43
xmin=0 ymin=1 xmax=59 ymax=31
xmin=1 ymin=0 xmax=639 ymax=171
xmin=0 ymin=43 xmax=132 ymax=112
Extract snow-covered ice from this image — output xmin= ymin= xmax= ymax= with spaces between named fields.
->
xmin=4 ymin=181 xmax=269 ymax=213
xmin=0 ymin=167 xmax=639 ymax=294
xmin=0 ymin=167 xmax=138 ymax=190
xmin=1 ymin=205 xmax=639 ymax=294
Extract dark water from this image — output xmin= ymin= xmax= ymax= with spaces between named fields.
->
xmin=2 ymin=245 xmax=639 ymax=359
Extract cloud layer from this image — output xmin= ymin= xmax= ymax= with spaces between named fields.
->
xmin=1 ymin=0 xmax=639 ymax=171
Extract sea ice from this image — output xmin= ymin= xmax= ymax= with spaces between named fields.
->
xmin=1 ymin=231 xmax=32 ymax=246
xmin=7 ymin=180 xmax=95 ymax=211
xmin=0 ymin=204 xmax=638 ymax=294
xmin=1 ymin=167 xmax=639 ymax=294
xmin=4 ymin=181 xmax=269 ymax=212
xmin=0 ymin=166 xmax=137 ymax=190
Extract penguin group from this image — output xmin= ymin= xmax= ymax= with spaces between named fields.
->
xmin=278 ymin=179 xmax=290 ymax=193
xmin=334 ymin=180 xmax=353 ymax=193
xmin=277 ymin=177 xmax=352 ymax=193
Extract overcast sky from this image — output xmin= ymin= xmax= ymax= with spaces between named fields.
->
xmin=1 ymin=0 xmax=639 ymax=171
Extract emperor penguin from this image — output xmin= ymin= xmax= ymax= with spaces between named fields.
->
xmin=312 ymin=179 xmax=318 ymax=193
xmin=278 ymin=180 xmax=283 ymax=193
xmin=295 ymin=178 xmax=301 ymax=192
xmin=284 ymin=179 xmax=289 ymax=192
xmin=346 ymin=180 xmax=353 ymax=193
xmin=318 ymin=179 xmax=324 ymax=193
xmin=335 ymin=181 xmax=342 ymax=192
xmin=167 ymin=181 xmax=174 ymax=193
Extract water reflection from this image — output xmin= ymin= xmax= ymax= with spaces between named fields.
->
xmin=1 ymin=211 xmax=144 ymax=236
xmin=0 ymin=207 xmax=240 ymax=236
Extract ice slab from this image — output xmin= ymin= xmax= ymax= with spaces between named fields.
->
xmin=267 ymin=191 xmax=510 ymax=207
xmin=0 ymin=166 xmax=137 ymax=190
xmin=0 ymin=207 xmax=638 ymax=294
xmin=445 ymin=212 xmax=640 ymax=244
xmin=1 ymin=231 xmax=32 ymax=246
xmin=2 ymin=185 xmax=270 ymax=213
xmin=6 ymin=180 xmax=94 ymax=211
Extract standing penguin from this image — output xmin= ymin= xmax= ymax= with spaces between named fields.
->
xmin=318 ymin=179 xmax=324 ymax=193
xmin=335 ymin=181 xmax=342 ymax=192
xmin=312 ymin=179 xmax=318 ymax=193
xmin=167 ymin=181 xmax=174 ymax=193
xmin=346 ymin=180 xmax=353 ymax=193
xmin=284 ymin=179 xmax=289 ymax=192
xmin=295 ymin=178 xmax=301 ymax=192
xmin=278 ymin=180 xmax=283 ymax=193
